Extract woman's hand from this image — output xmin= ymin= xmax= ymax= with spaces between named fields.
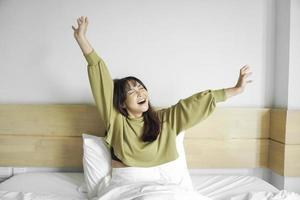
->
xmin=224 ymin=65 xmax=253 ymax=99
xmin=72 ymin=16 xmax=93 ymax=55
xmin=235 ymin=65 xmax=253 ymax=93
xmin=72 ymin=16 xmax=89 ymax=40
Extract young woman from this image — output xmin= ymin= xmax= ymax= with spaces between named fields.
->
xmin=72 ymin=16 xmax=252 ymax=169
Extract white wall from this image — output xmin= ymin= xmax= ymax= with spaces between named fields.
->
xmin=0 ymin=0 xmax=275 ymax=107
xmin=269 ymin=0 xmax=300 ymax=193
xmin=273 ymin=0 xmax=290 ymax=108
xmin=288 ymin=0 xmax=300 ymax=109
xmin=273 ymin=0 xmax=300 ymax=109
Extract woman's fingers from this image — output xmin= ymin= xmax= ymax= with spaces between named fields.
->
xmin=240 ymin=65 xmax=250 ymax=74
xmin=235 ymin=65 xmax=253 ymax=89
xmin=241 ymin=65 xmax=249 ymax=71
xmin=76 ymin=16 xmax=88 ymax=26
xmin=79 ymin=16 xmax=86 ymax=21
xmin=77 ymin=17 xmax=84 ymax=23
xmin=72 ymin=16 xmax=89 ymax=40
xmin=242 ymin=69 xmax=253 ymax=84
xmin=240 ymin=66 xmax=252 ymax=78
xmin=244 ymin=72 xmax=253 ymax=78
xmin=73 ymin=16 xmax=89 ymax=37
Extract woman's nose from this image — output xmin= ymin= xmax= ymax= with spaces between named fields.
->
xmin=136 ymin=90 xmax=141 ymax=96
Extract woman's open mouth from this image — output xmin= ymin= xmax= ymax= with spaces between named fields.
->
xmin=137 ymin=99 xmax=147 ymax=105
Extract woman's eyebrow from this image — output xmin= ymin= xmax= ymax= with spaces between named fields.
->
xmin=133 ymin=83 xmax=142 ymax=88
xmin=126 ymin=82 xmax=142 ymax=91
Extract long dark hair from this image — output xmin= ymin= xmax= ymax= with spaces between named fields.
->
xmin=113 ymin=76 xmax=161 ymax=142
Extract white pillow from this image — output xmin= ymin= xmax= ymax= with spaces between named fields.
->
xmin=82 ymin=132 xmax=193 ymax=198
xmin=82 ymin=134 xmax=111 ymax=199
xmin=175 ymin=132 xmax=193 ymax=190
xmin=158 ymin=132 xmax=194 ymax=191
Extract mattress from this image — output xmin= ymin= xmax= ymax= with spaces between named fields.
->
xmin=0 ymin=171 xmax=280 ymax=200
xmin=0 ymin=172 xmax=87 ymax=200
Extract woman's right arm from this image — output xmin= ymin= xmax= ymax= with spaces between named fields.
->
xmin=72 ymin=16 xmax=115 ymax=130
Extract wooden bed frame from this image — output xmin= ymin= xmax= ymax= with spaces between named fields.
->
xmin=0 ymin=104 xmax=299 ymax=176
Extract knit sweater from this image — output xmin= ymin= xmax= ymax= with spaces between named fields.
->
xmin=85 ymin=50 xmax=227 ymax=167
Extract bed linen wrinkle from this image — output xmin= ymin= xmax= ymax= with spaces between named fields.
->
xmin=196 ymin=176 xmax=258 ymax=196
xmin=94 ymin=166 xmax=212 ymax=200
xmin=1 ymin=171 xmax=300 ymax=200
xmin=0 ymin=190 xmax=86 ymax=200
xmin=229 ymin=190 xmax=300 ymax=200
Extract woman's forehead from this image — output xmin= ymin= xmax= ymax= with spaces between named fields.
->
xmin=126 ymin=80 xmax=140 ymax=88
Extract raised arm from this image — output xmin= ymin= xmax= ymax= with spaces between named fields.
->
xmin=158 ymin=89 xmax=227 ymax=134
xmin=158 ymin=65 xmax=253 ymax=134
xmin=72 ymin=16 xmax=116 ymax=130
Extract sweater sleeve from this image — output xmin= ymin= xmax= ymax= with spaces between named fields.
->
xmin=84 ymin=49 xmax=116 ymax=130
xmin=159 ymin=89 xmax=227 ymax=134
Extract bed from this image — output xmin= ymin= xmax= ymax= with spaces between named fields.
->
xmin=0 ymin=170 xmax=285 ymax=200
xmin=0 ymin=104 xmax=299 ymax=199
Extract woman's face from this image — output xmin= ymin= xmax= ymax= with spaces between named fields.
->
xmin=123 ymin=80 xmax=149 ymax=118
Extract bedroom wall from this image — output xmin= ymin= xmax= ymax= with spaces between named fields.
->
xmin=0 ymin=0 xmax=274 ymax=108
xmin=288 ymin=0 xmax=300 ymax=110
xmin=285 ymin=1 xmax=300 ymax=192
xmin=269 ymin=0 xmax=300 ymax=193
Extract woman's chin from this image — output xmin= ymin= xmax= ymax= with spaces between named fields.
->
xmin=141 ymin=105 xmax=149 ymax=112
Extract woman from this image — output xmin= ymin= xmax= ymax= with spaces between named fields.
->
xmin=72 ymin=16 xmax=252 ymax=169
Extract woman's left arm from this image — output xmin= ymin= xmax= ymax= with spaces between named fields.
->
xmin=158 ymin=65 xmax=253 ymax=134
xmin=224 ymin=65 xmax=253 ymax=99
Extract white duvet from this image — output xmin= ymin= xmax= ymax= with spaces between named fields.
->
xmin=90 ymin=167 xmax=300 ymax=200
xmin=92 ymin=166 xmax=211 ymax=200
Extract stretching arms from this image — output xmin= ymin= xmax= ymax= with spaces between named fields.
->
xmin=72 ymin=16 xmax=253 ymax=100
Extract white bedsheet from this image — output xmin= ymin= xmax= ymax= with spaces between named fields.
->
xmin=0 ymin=171 xmax=299 ymax=200
xmin=229 ymin=190 xmax=300 ymax=200
xmin=0 ymin=172 xmax=87 ymax=199
xmin=0 ymin=190 xmax=85 ymax=200
xmin=191 ymin=175 xmax=279 ymax=199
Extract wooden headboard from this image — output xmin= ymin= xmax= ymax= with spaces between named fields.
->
xmin=0 ymin=104 xmax=299 ymax=176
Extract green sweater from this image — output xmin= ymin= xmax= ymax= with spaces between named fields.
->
xmin=85 ymin=50 xmax=227 ymax=167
